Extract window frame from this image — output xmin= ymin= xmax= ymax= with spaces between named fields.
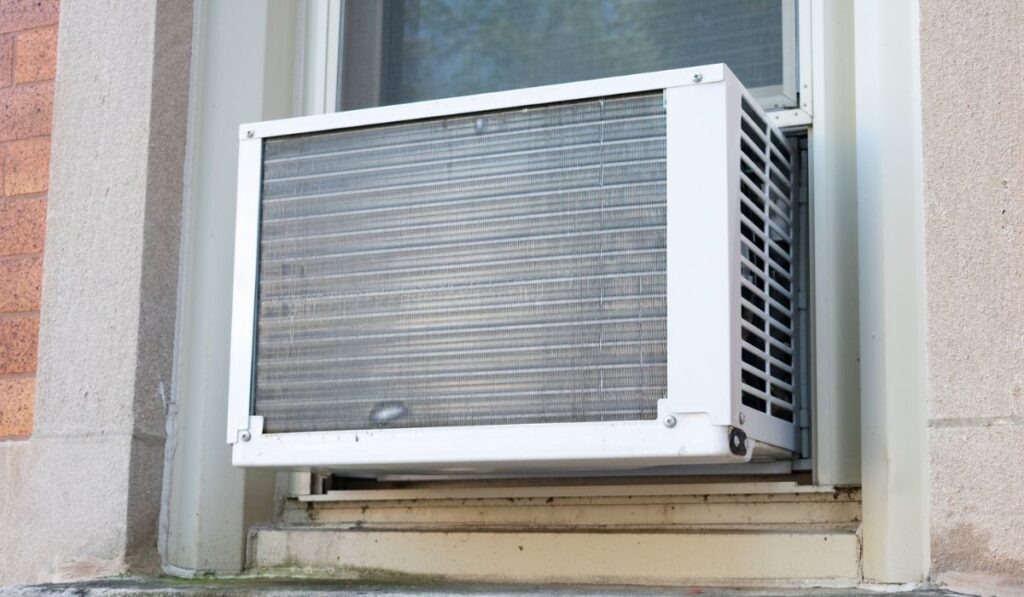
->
xmin=171 ymin=0 xmax=932 ymax=580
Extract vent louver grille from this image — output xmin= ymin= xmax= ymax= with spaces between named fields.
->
xmin=254 ymin=93 xmax=668 ymax=433
xmin=737 ymin=97 xmax=796 ymax=424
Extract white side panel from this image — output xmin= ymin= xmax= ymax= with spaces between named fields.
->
xmin=730 ymin=72 xmax=802 ymax=453
xmin=664 ymin=82 xmax=733 ymax=427
xmin=226 ymin=137 xmax=262 ymax=443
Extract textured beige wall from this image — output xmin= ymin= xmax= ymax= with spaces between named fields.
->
xmin=919 ymin=0 xmax=1024 ymax=589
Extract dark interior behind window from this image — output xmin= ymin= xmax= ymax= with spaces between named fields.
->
xmin=339 ymin=0 xmax=793 ymax=110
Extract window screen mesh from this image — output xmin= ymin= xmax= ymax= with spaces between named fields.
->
xmin=254 ymin=93 xmax=667 ymax=433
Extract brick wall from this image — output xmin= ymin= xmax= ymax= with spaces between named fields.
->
xmin=0 ymin=0 xmax=58 ymax=439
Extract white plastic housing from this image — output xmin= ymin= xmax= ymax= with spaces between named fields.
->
xmin=227 ymin=64 xmax=799 ymax=474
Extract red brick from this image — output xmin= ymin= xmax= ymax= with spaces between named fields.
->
xmin=0 ymin=256 xmax=40 ymax=312
xmin=0 ymin=0 xmax=59 ymax=34
xmin=3 ymin=136 xmax=48 ymax=195
xmin=0 ymin=314 xmax=37 ymax=374
xmin=0 ymin=375 xmax=32 ymax=437
xmin=0 ymin=197 xmax=45 ymax=255
xmin=0 ymin=81 xmax=51 ymax=142
xmin=13 ymin=25 xmax=54 ymax=83
xmin=0 ymin=34 xmax=12 ymax=87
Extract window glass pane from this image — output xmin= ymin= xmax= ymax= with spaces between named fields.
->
xmin=341 ymin=0 xmax=790 ymax=109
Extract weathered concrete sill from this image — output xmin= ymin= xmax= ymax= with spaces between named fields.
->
xmin=0 ymin=577 xmax=966 ymax=597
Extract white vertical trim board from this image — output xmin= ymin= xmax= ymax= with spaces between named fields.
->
xmin=807 ymin=0 xmax=861 ymax=487
xmin=164 ymin=0 xmax=299 ymax=575
xmin=854 ymin=0 xmax=929 ymax=583
xmin=301 ymin=0 xmax=340 ymax=115
xmin=324 ymin=0 xmax=341 ymax=111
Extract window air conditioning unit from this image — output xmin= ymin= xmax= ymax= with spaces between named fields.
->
xmin=228 ymin=64 xmax=800 ymax=474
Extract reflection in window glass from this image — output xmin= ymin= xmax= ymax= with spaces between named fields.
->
xmin=371 ymin=0 xmax=785 ymax=106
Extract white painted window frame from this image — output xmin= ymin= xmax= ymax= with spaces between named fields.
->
xmin=168 ymin=0 xmax=927 ymax=583
xmin=302 ymin=0 xmax=341 ymax=116
xmin=772 ymin=0 xmax=814 ymax=128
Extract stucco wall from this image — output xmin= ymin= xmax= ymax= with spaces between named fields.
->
xmin=919 ymin=0 xmax=1024 ymax=590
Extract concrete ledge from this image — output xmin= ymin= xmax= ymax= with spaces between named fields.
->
xmin=249 ymin=526 xmax=861 ymax=587
xmin=0 ymin=577 xmax=963 ymax=597
xmin=262 ymin=482 xmax=863 ymax=586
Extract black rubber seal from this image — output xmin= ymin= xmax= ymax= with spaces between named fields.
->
xmin=729 ymin=427 xmax=748 ymax=456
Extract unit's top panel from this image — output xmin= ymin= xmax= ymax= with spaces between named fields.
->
xmin=243 ymin=65 xmax=731 ymax=140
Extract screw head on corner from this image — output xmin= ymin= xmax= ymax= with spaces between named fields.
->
xmin=246 ymin=129 xmax=255 ymax=139
xmin=663 ymin=415 xmax=677 ymax=428
xmin=691 ymin=72 xmax=703 ymax=83
xmin=240 ymin=430 xmax=251 ymax=442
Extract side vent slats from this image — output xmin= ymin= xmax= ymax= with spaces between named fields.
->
xmin=738 ymin=97 xmax=796 ymax=424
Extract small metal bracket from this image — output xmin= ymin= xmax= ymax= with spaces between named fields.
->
xmin=312 ymin=473 xmax=331 ymax=495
